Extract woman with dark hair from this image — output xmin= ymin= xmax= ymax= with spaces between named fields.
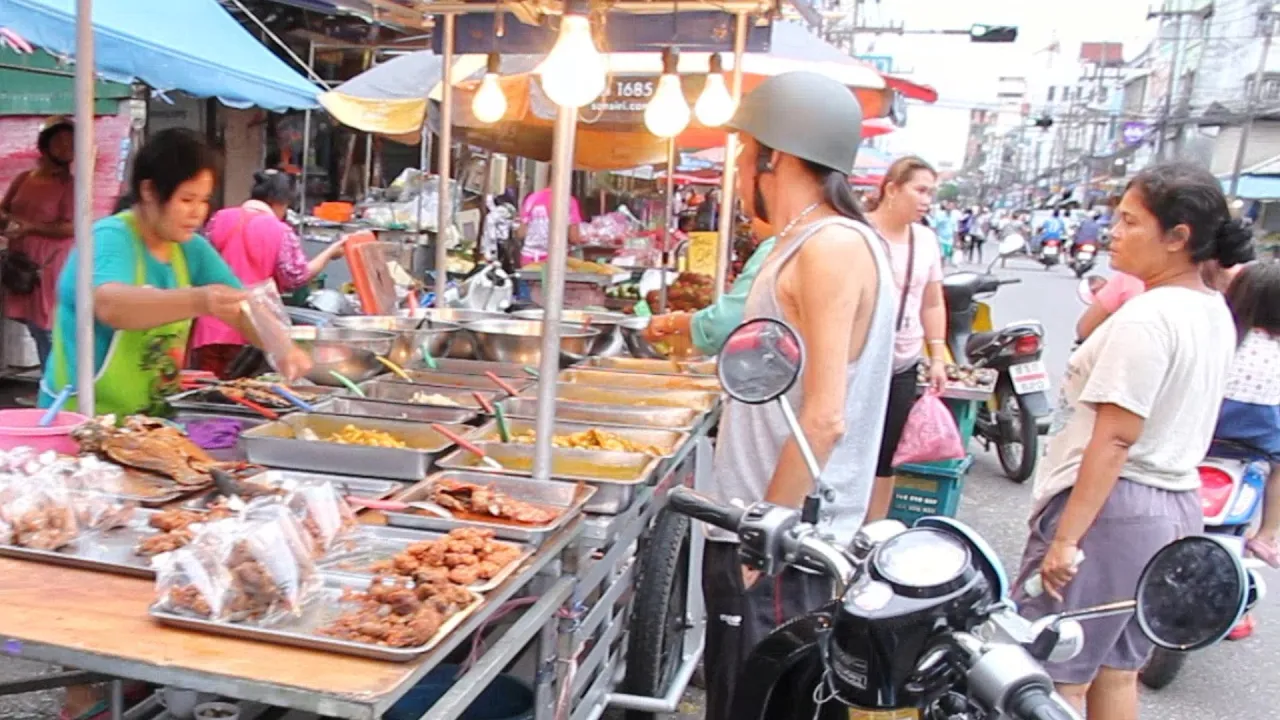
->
xmin=190 ymin=168 xmax=345 ymax=376
xmin=0 ymin=116 xmax=76 ymax=368
xmin=38 ymin=130 xmax=311 ymax=416
xmin=864 ymin=156 xmax=948 ymax=520
xmin=1013 ymin=163 xmax=1254 ymax=718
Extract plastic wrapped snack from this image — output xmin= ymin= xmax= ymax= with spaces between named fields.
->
xmin=153 ymin=541 xmax=235 ymax=620
xmin=71 ymin=491 xmax=137 ymax=532
xmin=278 ymin=481 xmax=358 ymax=554
xmin=241 ymin=282 xmax=295 ymax=374
xmin=223 ymin=505 xmax=322 ymax=620
xmin=0 ymin=479 xmax=80 ymax=550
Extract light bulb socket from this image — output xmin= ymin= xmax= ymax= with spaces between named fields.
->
xmin=486 ymin=52 xmax=501 ymax=74
xmin=662 ymin=47 xmax=680 ymax=75
xmin=709 ymin=53 xmax=723 ymax=74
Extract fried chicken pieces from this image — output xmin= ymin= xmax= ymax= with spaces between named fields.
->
xmin=1 ymin=490 xmax=79 ymax=550
xmin=136 ymin=505 xmax=235 ymax=557
xmin=318 ymin=579 xmax=477 ymax=648
xmin=369 ymin=527 xmax=522 ymax=586
xmin=430 ymin=478 xmax=559 ymax=526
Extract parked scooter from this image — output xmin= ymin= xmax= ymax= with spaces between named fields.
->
xmin=943 ymin=237 xmax=1052 ymax=483
xmin=671 ymin=318 xmax=1260 ymax=720
xmin=1038 ymin=238 xmax=1063 ymax=269
xmin=1069 ymin=241 xmax=1097 ymax=278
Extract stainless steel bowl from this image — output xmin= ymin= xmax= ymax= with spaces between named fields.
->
xmin=332 ymin=316 xmax=460 ymax=368
xmin=466 ymin=318 xmax=600 ymax=366
xmin=619 ymin=316 xmax=667 ymax=359
xmin=397 ymin=308 xmax=509 ymax=359
xmin=511 ymin=308 xmax=629 ymax=355
xmin=290 ymin=327 xmax=396 ymax=386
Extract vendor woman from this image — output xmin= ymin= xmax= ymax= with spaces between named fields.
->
xmin=38 ymin=129 xmax=311 ymax=416
xmin=645 ymin=219 xmax=774 ymax=354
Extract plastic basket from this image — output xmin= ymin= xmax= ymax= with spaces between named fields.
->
xmin=888 ymin=455 xmax=974 ymax=526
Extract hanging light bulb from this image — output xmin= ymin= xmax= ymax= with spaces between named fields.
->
xmin=645 ymin=48 xmax=690 ymax=138
xmin=537 ymin=7 xmax=606 ymax=108
xmin=694 ymin=54 xmax=735 ymax=127
xmin=472 ymin=53 xmax=507 ymax=124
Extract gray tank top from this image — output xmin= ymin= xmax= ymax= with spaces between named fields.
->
xmin=708 ymin=217 xmax=896 ymax=545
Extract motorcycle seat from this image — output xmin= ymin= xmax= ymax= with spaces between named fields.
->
xmin=965 ymin=331 xmax=1003 ymax=358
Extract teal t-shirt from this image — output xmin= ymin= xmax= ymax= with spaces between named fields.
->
xmin=38 ymin=214 xmax=242 ymax=405
xmin=689 ymin=236 xmax=777 ymax=355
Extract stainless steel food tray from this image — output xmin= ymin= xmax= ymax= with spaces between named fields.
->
xmin=495 ymin=397 xmax=700 ymax=431
xmin=0 ymin=508 xmax=162 ymax=578
xmin=423 ymin=358 xmax=537 ymax=378
xmin=166 ymin=385 xmax=333 ymax=417
xmin=558 ymin=368 xmax=721 ymax=393
xmin=518 ymin=383 xmax=720 ymax=413
xmin=183 ymin=470 xmax=404 ymax=511
xmin=352 ymin=380 xmax=500 ymax=412
xmin=582 ymin=356 xmax=717 ymax=376
xmin=384 ymin=471 xmax=595 ymax=543
xmin=396 ymin=371 xmax=533 ymax=394
xmin=466 ymin=419 xmax=688 ymax=459
xmin=149 ymin=574 xmax=483 ymax=662
xmin=319 ymin=525 xmax=533 ymax=593
xmin=241 ymin=414 xmax=467 ymax=481
xmin=435 ymin=444 xmax=657 ymax=514
xmin=311 ymin=396 xmax=478 ymax=425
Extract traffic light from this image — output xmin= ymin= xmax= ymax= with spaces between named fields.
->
xmin=970 ymin=24 xmax=1019 ymax=43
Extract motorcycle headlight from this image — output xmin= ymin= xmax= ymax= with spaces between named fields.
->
xmin=872 ymin=528 xmax=972 ymax=597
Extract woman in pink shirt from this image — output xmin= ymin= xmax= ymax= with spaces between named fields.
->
xmin=190 ymin=170 xmax=346 ymax=377
xmin=516 ymin=187 xmax=582 ymax=266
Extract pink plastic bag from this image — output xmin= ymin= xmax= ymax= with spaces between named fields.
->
xmin=892 ymin=392 xmax=965 ymax=467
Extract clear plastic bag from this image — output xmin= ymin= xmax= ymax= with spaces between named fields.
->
xmin=153 ymin=540 xmax=235 ymax=620
xmin=70 ymin=490 xmax=137 ymax=533
xmin=0 ymin=478 xmax=80 ymax=550
xmin=266 ymin=481 xmax=358 ymax=555
xmin=241 ymin=282 xmax=295 ymax=374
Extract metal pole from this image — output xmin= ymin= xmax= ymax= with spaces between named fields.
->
xmin=415 ymin=36 xmax=432 ymax=248
xmin=299 ymin=41 xmax=314 ymax=218
xmin=1157 ymin=13 xmax=1185 ymax=160
xmin=1231 ymin=13 xmax=1276 ymax=197
xmin=434 ymin=13 xmax=455 ymax=306
xmin=532 ymin=103 xmax=577 ymax=482
xmin=713 ymin=12 xmax=748 ymax=300
xmin=659 ymin=138 xmax=675 ymax=313
xmin=74 ymin=0 xmax=96 ymax=414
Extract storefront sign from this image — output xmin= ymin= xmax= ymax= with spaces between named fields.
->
xmin=1122 ymin=121 xmax=1148 ymax=146
xmin=530 ymin=75 xmax=704 ymax=128
xmin=684 ymin=232 xmax=720 ymax=276
xmin=441 ymin=12 xmax=771 ymax=54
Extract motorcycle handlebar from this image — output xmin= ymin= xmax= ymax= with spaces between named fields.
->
xmin=666 ymin=487 xmax=745 ymax=532
xmin=1006 ymin=686 xmax=1081 ymax=720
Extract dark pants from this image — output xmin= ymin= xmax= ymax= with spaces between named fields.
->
xmin=703 ymin=542 xmax=832 ymax=720
xmin=876 ymin=366 xmax=923 ymax=476
xmin=22 ymin=321 xmax=51 ymax=369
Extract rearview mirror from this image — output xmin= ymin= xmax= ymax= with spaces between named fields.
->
xmin=1135 ymin=535 xmax=1249 ymax=651
xmin=718 ymin=318 xmax=804 ymax=405
xmin=998 ymin=234 xmax=1026 ymax=257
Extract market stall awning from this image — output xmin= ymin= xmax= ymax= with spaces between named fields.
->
xmin=0 ymin=0 xmax=322 ymax=111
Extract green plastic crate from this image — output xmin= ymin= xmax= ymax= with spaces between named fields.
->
xmin=888 ymin=455 xmax=974 ymax=526
xmin=946 ymin=397 xmax=980 ymax=448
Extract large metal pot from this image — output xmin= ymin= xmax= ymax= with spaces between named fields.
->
xmin=398 ymin=308 xmax=508 ymax=359
xmin=290 ymin=327 xmax=396 ymax=386
xmin=510 ymin=308 xmax=629 ymax=356
xmin=331 ymin=316 xmax=460 ymax=368
xmin=466 ymin=319 xmax=600 ymax=366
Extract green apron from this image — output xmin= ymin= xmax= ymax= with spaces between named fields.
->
xmin=50 ymin=211 xmax=192 ymax=417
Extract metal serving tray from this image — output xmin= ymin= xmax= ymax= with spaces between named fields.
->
xmin=149 ymin=574 xmax=483 ymax=662
xmin=311 ymin=397 xmax=478 ymax=425
xmin=466 ymin=419 xmax=688 ymax=459
xmin=518 ymin=383 xmax=720 ymax=413
xmin=353 ymin=380 xmax=500 ymax=412
xmin=422 ymin=358 xmax=536 ymax=378
xmin=582 ymin=356 xmax=717 ymax=376
xmin=0 ymin=508 xmax=161 ymax=578
xmin=383 ymin=471 xmax=595 ymax=544
xmin=319 ymin=525 xmax=534 ymax=593
xmin=396 ymin=371 xmax=533 ymax=394
xmin=435 ymin=444 xmax=657 ymax=514
xmin=183 ymin=470 xmax=403 ymax=511
xmin=167 ymin=385 xmax=334 ymax=418
xmin=495 ymin=397 xmax=700 ymax=431
xmin=558 ymin=368 xmax=721 ymax=393
xmin=240 ymin=414 xmax=466 ymax=481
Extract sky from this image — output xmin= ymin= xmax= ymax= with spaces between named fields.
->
xmin=859 ymin=0 xmax=1158 ymax=166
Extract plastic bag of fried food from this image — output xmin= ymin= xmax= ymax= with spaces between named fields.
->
xmin=152 ymin=510 xmax=321 ymax=622
xmin=242 ymin=480 xmax=358 ymax=556
xmin=0 ymin=476 xmax=80 ymax=550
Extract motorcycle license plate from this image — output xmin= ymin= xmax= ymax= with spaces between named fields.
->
xmin=849 ymin=710 xmax=919 ymax=720
xmin=1010 ymin=360 xmax=1050 ymax=394
xmin=1043 ymin=246 xmax=1059 ymax=256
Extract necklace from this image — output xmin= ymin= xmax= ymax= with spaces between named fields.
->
xmin=775 ymin=202 xmax=824 ymax=241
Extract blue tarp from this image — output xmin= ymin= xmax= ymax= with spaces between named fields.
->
xmin=0 ymin=0 xmax=320 ymax=111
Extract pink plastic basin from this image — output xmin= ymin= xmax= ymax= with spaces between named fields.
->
xmin=0 ymin=409 xmax=91 ymax=455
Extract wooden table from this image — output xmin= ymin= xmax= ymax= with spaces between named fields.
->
xmin=0 ymin=519 xmax=580 ymax=720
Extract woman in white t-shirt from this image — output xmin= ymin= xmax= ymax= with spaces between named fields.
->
xmin=864 ymin=156 xmax=949 ymax=520
xmin=1012 ymin=163 xmax=1255 ymax=717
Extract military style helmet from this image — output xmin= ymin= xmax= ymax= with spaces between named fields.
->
xmin=727 ymin=71 xmax=864 ymax=175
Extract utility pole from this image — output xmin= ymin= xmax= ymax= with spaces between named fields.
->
xmin=1148 ymin=3 xmax=1211 ymax=159
xmin=1229 ymin=6 xmax=1279 ymax=198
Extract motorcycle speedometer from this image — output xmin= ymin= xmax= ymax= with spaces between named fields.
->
xmin=872 ymin=528 xmax=973 ymax=598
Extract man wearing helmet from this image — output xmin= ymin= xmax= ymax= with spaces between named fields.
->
xmin=702 ymin=71 xmax=896 ymax=720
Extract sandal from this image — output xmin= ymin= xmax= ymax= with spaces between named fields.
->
xmin=1247 ymin=536 xmax=1280 ymax=569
